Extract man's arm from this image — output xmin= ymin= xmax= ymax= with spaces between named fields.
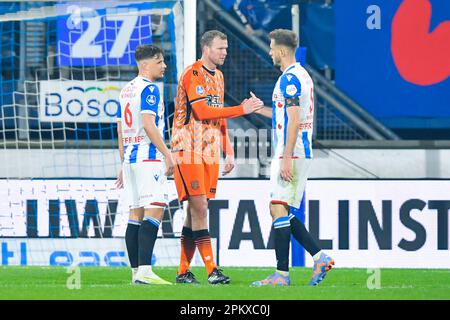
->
xmin=283 ymin=106 xmax=300 ymax=158
xmin=191 ymin=97 xmax=263 ymax=121
xmin=117 ymin=121 xmax=124 ymax=163
xmin=278 ymin=74 xmax=303 ymax=182
xmin=220 ymin=119 xmax=234 ymax=157
xmin=186 ymin=74 xmax=262 ymax=121
xmin=280 ymin=105 xmax=300 ymax=182
xmin=142 ymin=114 xmax=175 ymax=176
xmin=115 ymin=121 xmax=124 ymax=189
xmin=255 ymin=106 xmax=272 ymax=118
xmin=192 ymin=101 xmax=244 ymax=121
xmin=249 ymin=92 xmax=271 ymax=118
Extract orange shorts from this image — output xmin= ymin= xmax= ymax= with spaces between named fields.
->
xmin=173 ymin=151 xmax=219 ymax=202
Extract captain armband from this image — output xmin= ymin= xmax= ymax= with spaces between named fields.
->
xmin=285 ymin=97 xmax=300 ymax=108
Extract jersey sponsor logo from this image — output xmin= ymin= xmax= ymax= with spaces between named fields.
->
xmin=286 ymin=84 xmax=298 ymax=96
xmin=206 ymin=95 xmax=221 ymax=107
xmin=196 ymin=85 xmax=205 ymax=95
xmin=146 ymin=94 xmax=156 ymax=105
xmin=299 ymin=122 xmax=312 ymax=130
xmin=122 ymin=135 xmax=144 ymax=145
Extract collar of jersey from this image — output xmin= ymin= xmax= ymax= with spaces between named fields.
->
xmin=283 ymin=62 xmax=298 ymax=74
xmin=137 ymin=75 xmax=153 ymax=83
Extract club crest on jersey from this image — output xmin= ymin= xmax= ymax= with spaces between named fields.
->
xmin=196 ymin=85 xmax=205 ymax=95
xmin=191 ymin=180 xmax=200 ymax=190
xmin=286 ymin=84 xmax=297 ymax=96
xmin=146 ymin=94 xmax=156 ymax=105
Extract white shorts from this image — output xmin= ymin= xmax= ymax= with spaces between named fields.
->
xmin=122 ymin=161 xmax=169 ymax=210
xmin=269 ymin=157 xmax=312 ymax=209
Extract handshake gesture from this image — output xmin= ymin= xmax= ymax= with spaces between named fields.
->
xmin=241 ymin=91 xmax=264 ymax=114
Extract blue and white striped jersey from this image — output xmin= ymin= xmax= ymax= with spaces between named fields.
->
xmin=117 ymin=76 xmax=165 ymax=164
xmin=272 ymin=62 xmax=314 ymax=159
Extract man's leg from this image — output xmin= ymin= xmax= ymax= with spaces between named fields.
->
xmin=134 ymin=207 xmax=171 ymax=285
xmin=122 ymin=162 xmax=143 ymax=283
xmin=252 ymin=157 xmax=293 ymax=287
xmin=189 ymin=194 xmax=229 ymax=284
xmin=289 ymin=202 xmax=321 ymax=258
xmin=125 ymin=208 xmax=144 ymax=282
xmin=173 ymin=152 xmax=203 ymax=282
xmin=271 ymin=203 xmax=292 ymax=274
xmin=290 ymin=159 xmax=334 ymax=285
xmin=252 ymin=203 xmax=292 ymax=286
xmin=189 ymin=195 xmax=214 ymax=274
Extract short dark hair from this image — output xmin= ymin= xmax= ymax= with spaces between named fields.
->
xmin=268 ymin=29 xmax=298 ymax=52
xmin=135 ymin=44 xmax=163 ymax=62
xmin=200 ymin=30 xmax=227 ymax=49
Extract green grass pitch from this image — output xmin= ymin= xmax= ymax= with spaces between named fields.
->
xmin=0 ymin=266 xmax=449 ymax=300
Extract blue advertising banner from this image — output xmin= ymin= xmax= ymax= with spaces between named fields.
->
xmin=335 ymin=0 xmax=450 ymax=129
xmin=57 ymin=3 xmax=155 ymax=67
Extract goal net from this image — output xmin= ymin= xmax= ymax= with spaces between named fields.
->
xmin=0 ymin=0 xmax=208 ymax=267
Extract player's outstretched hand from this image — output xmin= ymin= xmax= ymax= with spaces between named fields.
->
xmin=242 ymin=95 xmax=264 ymax=114
xmin=165 ymin=154 xmax=175 ymax=177
xmin=249 ymin=91 xmax=268 ymax=115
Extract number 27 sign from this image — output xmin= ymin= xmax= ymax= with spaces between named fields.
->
xmin=57 ymin=5 xmax=152 ymax=66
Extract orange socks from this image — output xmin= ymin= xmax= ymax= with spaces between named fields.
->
xmin=178 ymin=227 xmax=196 ymax=275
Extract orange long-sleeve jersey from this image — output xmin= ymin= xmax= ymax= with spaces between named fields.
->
xmin=171 ymin=60 xmax=241 ymax=159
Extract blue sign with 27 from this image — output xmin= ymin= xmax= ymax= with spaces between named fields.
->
xmin=57 ymin=5 xmax=152 ymax=66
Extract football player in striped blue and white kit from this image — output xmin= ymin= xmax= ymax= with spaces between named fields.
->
xmin=251 ymin=30 xmax=334 ymax=287
xmin=116 ymin=45 xmax=175 ymax=285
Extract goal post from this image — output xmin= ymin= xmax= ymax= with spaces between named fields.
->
xmin=0 ymin=0 xmax=203 ymax=267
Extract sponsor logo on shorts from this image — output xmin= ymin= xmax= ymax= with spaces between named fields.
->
xmin=191 ymin=180 xmax=200 ymax=190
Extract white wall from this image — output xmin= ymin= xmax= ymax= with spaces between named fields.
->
xmin=2 ymin=148 xmax=450 ymax=178
xmin=1 ymin=179 xmax=449 ymax=268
